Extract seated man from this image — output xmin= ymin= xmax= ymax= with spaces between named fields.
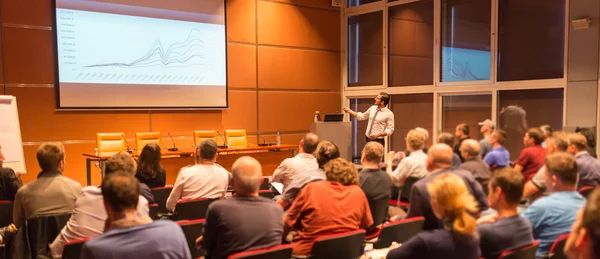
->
xmin=359 ymin=142 xmax=392 ymax=227
xmin=522 ymin=152 xmax=586 ymax=256
xmin=272 ymin=133 xmax=319 ymax=194
xmin=198 ymin=156 xmax=283 ymax=259
xmin=565 ymin=188 xmax=600 ymax=259
xmin=389 ymin=129 xmax=428 ymax=185
xmin=0 ymin=143 xmax=22 ymax=200
xmin=285 ymin=158 xmax=373 ymax=256
xmin=522 ymin=132 xmax=568 ymax=200
xmin=406 ymin=144 xmax=488 ymax=230
xmin=477 ymin=168 xmax=533 ymax=259
xmin=166 ymin=139 xmax=230 ymax=212
xmin=276 ymin=141 xmax=340 ymax=209
xmin=437 ymin=133 xmax=461 ymax=169
xmin=81 ymin=172 xmax=190 ymax=259
xmin=567 ymin=133 xmax=600 ymax=189
xmin=103 ymin=152 xmax=154 ymax=203
xmin=49 ymin=152 xmax=149 ymax=258
xmin=459 ymin=139 xmax=491 ymax=180
xmin=514 ymin=128 xmax=547 ymax=181
xmin=483 ymin=130 xmax=510 ymax=169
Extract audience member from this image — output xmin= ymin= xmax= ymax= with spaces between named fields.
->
xmin=567 ymin=133 xmax=600 ymax=189
xmin=454 ymin=123 xmax=471 ymax=162
xmin=576 ymin=127 xmax=597 ymax=158
xmin=478 ymin=119 xmax=495 ymax=158
xmin=522 ymin=132 xmax=568 ymax=199
xmin=522 ymin=152 xmax=586 ymax=255
xmin=387 ymin=173 xmax=480 ymax=259
xmin=134 ymin=143 xmax=166 ymax=188
xmin=459 ymin=139 xmax=491 ymax=180
xmin=13 ymin=142 xmax=81 ymax=229
xmin=404 ymin=127 xmax=430 ymax=156
xmin=276 ymin=141 xmax=340 ymax=209
xmin=0 ymin=144 xmax=22 ymax=200
xmin=514 ymin=128 xmax=547 ymax=181
xmin=50 ymin=152 xmax=149 ymax=258
xmin=483 ymin=130 xmax=510 ymax=169
xmin=81 ymin=172 xmax=190 ymax=259
xmin=388 ymin=129 xmax=428 ymax=185
xmin=405 ymin=144 xmax=488 ymax=230
xmin=476 ymin=168 xmax=533 ymax=259
xmin=166 ymin=139 xmax=229 ymax=212
xmin=198 ymin=156 xmax=283 ymax=259
xmin=360 ymin=142 xmax=393 ymax=227
xmin=272 ymin=133 xmax=319 ymax=194
xmin=540 ymin=125 xmax=553 ymax=148
xmin=565 ymin=188 xmax=600 ymax=259
xmin=285 ymin=158 xmax=373 ymax=256
xmin=104 ymin=152 xmax=154 ymax=203
xmin=438 ymin=133 xmax=461 ymax=169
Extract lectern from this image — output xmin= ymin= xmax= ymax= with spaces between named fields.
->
xmin=310 ymin=122 xmax=352 ymax=161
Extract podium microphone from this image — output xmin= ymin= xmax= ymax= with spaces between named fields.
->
xmin=167 ymin=132 xmax=179 ymax=151
xmin=216 ymin=131 xmax=228 ymax=148
xmin=257 ymin=131 xmax=270 ymax=146
xmin=121 ymin=135 xmax=132 ymax=154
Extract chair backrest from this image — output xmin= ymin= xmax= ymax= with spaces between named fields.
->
xmin=178 ymin=219 xmax=206 ymax=258
xmin=225 ymin=130 xmax=248 ymax=148
xmin=96 ymin=133 xmax=126 ymax=153
xmin=374 ymin=216 xmax=425 ymax=249
xmin=150 ymin=186 xmax=173 ymax=214
xmin=174 ymin=198 xmax=218 ymax=221
xmin=0 ymin=200 xmax=13 ymax=227
xmin=310 ymin=229 xmax=366 ymax=259
xmin=578 ymin=186 xmax=595 ymax=198
xmin=476 ymin=178 xmax=490 ymax=196
xmin=259 ymin=177 xmax=271 ymax=191
xmin=148 ymin=203 xmax=159 ymax=220
xmin=400 ymin=177 xmax=420 ymax=200
xmin=62 ymin=237 xmax=89 ymax=259
xmin=228 ymin=244 xmax=293 ymax=259
xmin=194 ymin=131 xmax=218 ymax=147
xmin=135 ymin=132 xmax=163 ymax=151
xmin=25 ymin=213 xmax=72 ymax=259
xmin=549 ymin=234 xmax=569 ymax=259
xmin=258 ymin=190 xmax=275 ymax=199
xmin=368 ymin=197 xmax=389 ymax=228
xmin=498 ymin=241 xmax=540 ymax=259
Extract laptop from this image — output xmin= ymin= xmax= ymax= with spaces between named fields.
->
xmin=323 ymin=114 xmax=344 ymax=122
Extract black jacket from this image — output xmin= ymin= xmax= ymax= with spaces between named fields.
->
xmin=0 ymin=167 xmax=22 ymax=200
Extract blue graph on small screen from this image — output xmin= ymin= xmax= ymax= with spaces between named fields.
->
xmin=441 ymin=47 xmax=490 ymax=82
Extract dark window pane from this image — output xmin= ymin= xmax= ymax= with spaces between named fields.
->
xmin=388 ymin=1 xmax=434 ymax=87
xmin=498 ymin=89 xmax=564 ymax=160
xmin=498 ymin=0 xmax=565 ymax=81
xmin=390 ymin=94 xmax=434 ymax=151
xmin=348 ymin=0 xmax=381 ymax=8
xmin=440 ymin=0 xmax=491 ymax=82
xmin=348 ymin=12 xmax=383 ymax=86
xmin=442 ymin=95 xmax=492 ymax=142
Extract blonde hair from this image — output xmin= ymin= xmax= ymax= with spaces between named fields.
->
xmin=426 ymin=173 xmax=478 ymax=236
xmin=362 ymin=142 xmax=384 ymax=163
xmin=406 ymin=129 xmax=426 ymax=150
xmin=568 ymin=133 xmax=588 ymax=151
xmin=324 ymin=158 xmax=359 ymax=186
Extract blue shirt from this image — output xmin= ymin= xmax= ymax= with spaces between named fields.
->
xmin=81 ymin=220 xmax=191 ymax=259
xmin=575 ymin=152 xmax=600 ymax=189
xmin=521 ymin=191 xmax=585 ymax=255
xmin=483 ymin=147 xmax=510 ymax=168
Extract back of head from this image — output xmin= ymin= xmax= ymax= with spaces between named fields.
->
xmin=302 ymin=133 xmax=319 ymax=154
xmin=36 ymin=142 xmax=65 ymax=172
xmin=314 ymin=141 xmax=340 ymax=168
xmin=415 ymin=127 xmax=430 ymax=141
xmin=492 ymin=130 xmax=507 ymax=145
xmin=406 ymin=129 xmax=426 ymax=151
xmin=545 ymin=152 xmax=578 ymax=186
xmin=324 ymin=158 xmax=359 ymax=186
xmin=540 ymin=125 xmax=553 ymax=138
xmin=362 ymin=142 xmax=384 ymax=163
xmin=490 ymin=168 xmax=524 ymax=205
xmin=104 ymin=152 xmax=137 ymax=176
xmin=138 ymin=143 xmax=162 ymax=179
xmin=102 ymin=171 xmax=140 ymax=213
xmin=427 ymin=144 xmax=453 ymax=170
xmin=197 ymin=139 xmax=218 ymax=160
xmin=438 ymin=132 xmax=455 ymax=147
xmin=457 ymin=123 xmax=470 ymax=136
xmin=548 ymin=131 xmax=569 ymax=152
xmin=460 ymin=139 xmax=480 ymax=158
xmin=582 ymin=188 xmax=600 ymax=257
xmin=232 ymin=156 xmax=262 ymax=195
xmin=527 ymin=128 xmax=545 ymax=145
xmin=569 ymin=133 xmax=588 ymax=151
xmin=379 ymin=92 xmax=390 ymax=106
xmin=577 ymin=127 xmax=596 ymax=148
xmin=426 ymin=173 xmax=477 ymax=236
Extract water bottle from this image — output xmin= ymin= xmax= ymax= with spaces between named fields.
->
xmin=276 ymin=132 xmax=281 ymax=146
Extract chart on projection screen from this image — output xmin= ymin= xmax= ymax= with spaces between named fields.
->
xmin=55 ymin=0 xmax=227 ymax=109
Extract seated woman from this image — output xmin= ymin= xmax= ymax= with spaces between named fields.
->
xmin=134 ymin=143 xmax=166 ymax=188
xmin=284 ymin=158 xmax=373 ymax=256
xmin=386 ymin=173 xmax=480 ymax=259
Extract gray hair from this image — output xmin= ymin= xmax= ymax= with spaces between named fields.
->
xmin=232 ymin=156 xmax=262 ymax=195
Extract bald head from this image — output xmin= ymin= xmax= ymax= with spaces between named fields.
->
xmin=460 ymin=139 xmax=480 ymax=160
xmin=427 ymin=144 xmax=453 ymax=171
xmin=232 ymin=156 xmax=263 ymax=196
xmin=301 ymin=133 xmax=319 ymax=154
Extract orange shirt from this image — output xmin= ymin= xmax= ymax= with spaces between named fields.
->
xmin=284 ymin=181 xmax=373 ymax=255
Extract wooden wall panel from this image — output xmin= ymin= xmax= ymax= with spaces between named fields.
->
xmin=6 ymin=87 xmax=150 ymax=142
xmin=257 ymin=1 xmax=340 ymax=50
xmin=258 ymin=46 xmax=340 ymax=90
xmin=2 ymin=27 xmax=54 ymax=84
xmin=228 ymin=43 xmax=257 ymax=89
xmin=258 ymin=91 xmax=340 ymax=132
xmin=149 ymin=111 xmax=223 ymax=137
xmin=266 ymin=0 xmax=338 ymax=9
xmin=1 ymin=0 xmax=53 ymax=26
xmin=222 ymin=90 xmax=258 ymax=131
xmin=226 ymin=0 xmax=256 ymax=43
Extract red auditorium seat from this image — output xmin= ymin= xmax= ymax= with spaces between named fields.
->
xmin=498 ymin=240 xmax=540 ymax=259
xmin=227 ymin=244 xmax=293 ymax=259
